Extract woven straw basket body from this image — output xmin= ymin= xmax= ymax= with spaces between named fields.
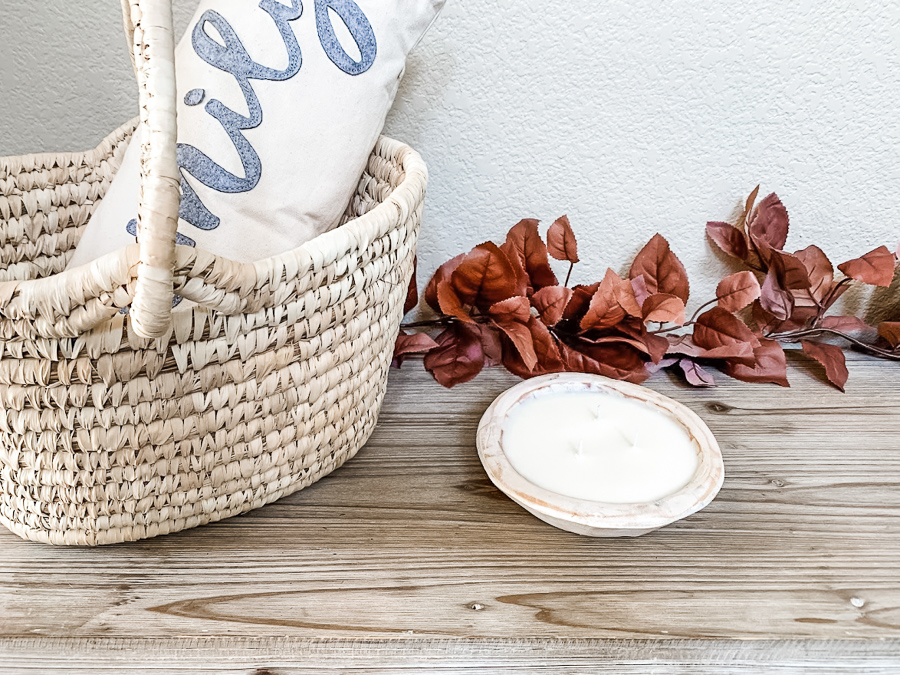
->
xmin=0 ymin=1 xmax=426 ymax=545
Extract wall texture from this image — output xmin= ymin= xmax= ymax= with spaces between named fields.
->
xmin=1 ymin=0 xmax=897 ymax=315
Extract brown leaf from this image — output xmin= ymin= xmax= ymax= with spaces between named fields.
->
xmin=630 ymin=274 xmax=651 ymax=306
xmin=528 ymin=319 xmax=563 ymax=373
xmin=592 ymin=268 xmax=644 ymax=320
xmin=588 ymin=333 xmax=668 ymax=365
xmin=469 ymin=323 xmax=504 ymax=366
xmin=646 ymin=357 xmax=679 ymax=374
xmin=530 ymin=286 xmax=573 ymax=326
xmin=425 ymin=253 xmax=465 ymax=313
xmin=666 ymin=334 xmax=756 ymax=364
xmin=392 ymin=331 xmax=439 ymax=368
xmin=800 ymin=340 xmax=848 ymax=391
xmin=502 ymin=219 xmax=558 ymax=291
xmin=497 ymin=323 xmax=538 ymax=371
xmin=403 ymin=257 xmax=418 ymax=315
xmin=769 ymin=249 xmax=811 ymax=290
xmin=562 ymin=283 xmax=600 ymax=322
xmin=615 ymin=320 xmax=670 ymax=363
xmin=546 ymin=215 xmax=580 ymax=263
xmin=751 ymin=299 xmax=817 ymax=334
xmin=451 ymin=242 xmax=520 ymax=307
xmin=723 ymin=337 xmax=789 ymax=387
xmin=706 ymin=222 xmax=749 ymax=260
xmin=529 ymin=319 xmax=565 ymax=371
xmin=581 ymin=270 xmax=627 ymax=330
xmin=821 ymin=315 xmax=872 ymax=333
xmin=501 ymin=318 xmax=564 ymax=378
xmin=748 ymin=193 xmax=789 ymax=251
xmin=436 ymin=281 xmax=474 ymax=323
xmin=559 ymin=341 xmax=649 ymax=384
xmin=614 ymin=274 xmax=643 ymax=317
xmin=584 ymin=333 xmax=660 ymax=359
xmin=837 ymin=245 xmax=896 ymax=287
xmin=823 ymin=278 xmax=851 ymax=307
xmin=877 ymin=321 xmax=900 ymax=348
xmin=753 ymin=293 xmax=819 ymax=333
xmin=629 ymin=234 xmax=690 ymax=303
xmin=794 ymin=245 xmax=834 ymax=303
xmin=424 ymin=324 xmax=485 ymax=388
xmin=499 ymin=239 xmax=529 ymax=296
xmin=790 ymin=286 xmax=821 ymax=310
xmin=488 ymin=295 xmax=532 ymax=324
xmin=693 ymin=307 xmax=759 ymax=352
xmin=735 ymin=185 xmax=760 ymax=231
xmin=716 ymin=271 xmax=761 ymax=313
xmin=642 ymin=293 xmax=686 ymax=325
xmin=759 ymin=269 xmax=794 ymax=321
xmin=678 ymin=359 xmax=716 ymax=387
xmin=778 ymin=305 xmax=819 ymax=332
xmin=750 ymin=300 xmax=778 ymax=334
xmin=489 ymin=297 xmax=538 ymax=370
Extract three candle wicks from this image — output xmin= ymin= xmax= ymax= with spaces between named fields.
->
xmin=573 ymin=404 xmax=641 ymax=456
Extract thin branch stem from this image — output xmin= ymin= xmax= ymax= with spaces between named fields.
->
xmin=806 ymin=287 xmax=823 ymax=311
xmin=648 ymin=321 xmax=695 ymax=335
xmin=564 ymin=262 xmax=574 ymax=288
xmin=401 ymin=315 xmax=496 ymax=331
xmin=688 ymin=298 xmax=718 ymax=324
xmin=772 ymin=327 xmax=900 ymax=361
xmin=400 ymin=318 xmax=454 ymax=330
xmin=820 ymin=277 xmax=852 ymax=314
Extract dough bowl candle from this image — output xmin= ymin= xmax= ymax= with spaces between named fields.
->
xmin=476 ymin=373 xmax=724 ymax=537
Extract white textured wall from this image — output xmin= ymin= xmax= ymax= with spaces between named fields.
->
xmin=1 ymin=0 xmax=898 ymax=313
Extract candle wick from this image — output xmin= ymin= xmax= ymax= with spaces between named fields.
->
xmin=614 ymin=426 xmax=634 ymax=447
xmin=631 ymin=430 xmax=641 ymax=449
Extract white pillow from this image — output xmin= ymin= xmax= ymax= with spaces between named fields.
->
xmin=68 ymin=0 xmax=444 ymax=268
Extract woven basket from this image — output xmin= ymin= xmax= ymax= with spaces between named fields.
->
xmin=0 ymin=0 xmax=426 ymax=545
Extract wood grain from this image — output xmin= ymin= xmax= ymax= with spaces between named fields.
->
xmin=3 ymin=637 xmax=900 ymax=673
xmin=1 ymin=353 xmax=899 ymax=671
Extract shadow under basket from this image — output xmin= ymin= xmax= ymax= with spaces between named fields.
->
xmin=0 ymin=119 xmax=426 ymax=545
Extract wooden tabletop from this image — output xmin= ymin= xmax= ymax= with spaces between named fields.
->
xmin=1 ymin=353 xmax=899 ymax=673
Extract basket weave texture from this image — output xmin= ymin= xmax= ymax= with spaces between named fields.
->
xmin=0 ymin=120 xmax=425 ymax=545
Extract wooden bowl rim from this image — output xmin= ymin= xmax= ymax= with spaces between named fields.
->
xmin=476 ymin=373 xmax=725 ymax=531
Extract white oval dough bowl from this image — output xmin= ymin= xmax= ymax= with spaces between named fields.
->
xmin=476 ymin=373 xmax=725 ymax=537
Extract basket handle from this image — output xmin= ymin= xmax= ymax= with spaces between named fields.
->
xmin=121 ymin=0 xmax=181 ymax=338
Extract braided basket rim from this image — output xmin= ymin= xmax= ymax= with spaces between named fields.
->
xmin=0 ymin=119 xmax=428 ymax=335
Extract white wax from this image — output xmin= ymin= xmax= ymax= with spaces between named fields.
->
xmin=501 ymin=390 xmax=699 ymax=503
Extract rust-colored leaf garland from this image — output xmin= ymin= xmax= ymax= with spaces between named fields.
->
xmin=394 ymin=189 xmax=899 ymax=389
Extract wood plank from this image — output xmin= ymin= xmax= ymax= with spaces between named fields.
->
xmin=2 ymin=637 xmax=900 ymax=674
xmin=0 ymin=353 xmax=899 ymax=669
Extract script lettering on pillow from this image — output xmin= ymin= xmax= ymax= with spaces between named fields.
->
xmin=67 ymin=0 xmax=446 ymax=270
